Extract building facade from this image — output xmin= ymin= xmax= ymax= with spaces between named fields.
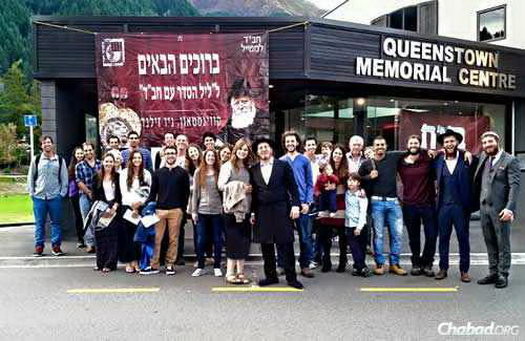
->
xmin=326 ymin=0 xmax=525 ymax=49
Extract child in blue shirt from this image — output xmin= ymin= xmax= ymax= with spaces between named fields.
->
xmin=345 ymin=173 xmax=370 ymax=277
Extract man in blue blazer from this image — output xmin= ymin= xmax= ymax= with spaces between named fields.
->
xmin=434 ymin=129 xmax=478 ymax=283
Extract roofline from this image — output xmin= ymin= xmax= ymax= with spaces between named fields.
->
xmin=31 ymin=15 xmax=525 ymax=55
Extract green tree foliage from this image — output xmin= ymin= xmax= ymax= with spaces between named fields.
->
xmin=0 ymin=123 xmax=24 ymax=167
xmin=0 ymin=61 xmax=41 ymax=137
xmin=0 ymin=0 xmax=31 ymax=74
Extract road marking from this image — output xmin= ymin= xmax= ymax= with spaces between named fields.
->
xmin=212 ymin=286 xmax=303 ymax=292
xmin=0 ymin=255 xmax=95 ymax=260
xmin=360 ymin=287 xmax=458 ymax=293
xmin=67 ymin=287 xmax=160 ymax=294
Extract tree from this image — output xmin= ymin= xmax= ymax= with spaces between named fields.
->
xmin=0 ymin=60 xmax=41 ymax=137
xmin=0 ymin=123 xmax=22 ymax=167
xmin=0 ymin=0 xmax=31 ymax=74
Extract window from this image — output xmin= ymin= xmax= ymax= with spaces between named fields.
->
xmin=371 ymin=1 xmax=437 ymax=35
xmin=365 ymin=97 xmax=506 ymax=153
xmin=478 ymin=5 xmax=506 ymax=42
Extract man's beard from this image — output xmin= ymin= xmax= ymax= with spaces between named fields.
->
xmin=445 ymin=146 xmax=457 ymax=156
xmin=408 ymin=147 xmax=420 ymax=155
xmin=485 ymin=146 xmax=499 ymax=156
xmin=231 ymin=104 xmax=256 ymax=129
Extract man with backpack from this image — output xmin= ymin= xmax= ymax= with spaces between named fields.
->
xmin=27 ymin=136 xmax=68 ymax=257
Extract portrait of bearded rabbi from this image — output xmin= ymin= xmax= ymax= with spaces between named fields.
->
xmin=218 ymin=78 xmax=270 ymax=144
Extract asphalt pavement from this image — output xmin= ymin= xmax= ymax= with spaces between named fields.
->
xmin=1 ymin=223 xmax=524 ymax=340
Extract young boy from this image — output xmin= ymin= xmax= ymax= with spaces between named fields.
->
xmin=345 ymin=173 xmax=371 ymax=277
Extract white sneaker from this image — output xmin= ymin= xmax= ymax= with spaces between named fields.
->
xmin=214 ymin=268 xmax=223 ymax=277
xmin=192 ymin=268 xmax=206 ymax=277
xmin=309 ymin=262 xmax=318 ymax=270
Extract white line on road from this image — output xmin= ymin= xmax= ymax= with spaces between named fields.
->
xmin=1 ymin=253 xmax=525 ymax=269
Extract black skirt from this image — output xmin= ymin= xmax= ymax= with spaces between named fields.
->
xmin=223 ymin=214 xmax=251 ymax=259
xmin=118 ymin=218 xmax=141 ymax=263
xmin=95 ymin=219 xmax=119 ymax=270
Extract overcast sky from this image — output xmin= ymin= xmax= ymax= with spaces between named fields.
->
xmin=306 ymin=0 xmax=345 ymax=10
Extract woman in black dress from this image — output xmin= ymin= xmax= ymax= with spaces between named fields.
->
xmin=67 ymin=146 xmax=85 ymax=248
xmin=93 ymin=153 xmax=122 ymax=273
xmin=217 ymin=138 xmax=253 ymax=284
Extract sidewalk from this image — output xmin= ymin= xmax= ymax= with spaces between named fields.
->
xmin=2 ymin=220 xmax=524 ymax=267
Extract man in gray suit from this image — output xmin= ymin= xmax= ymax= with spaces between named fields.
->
xmin=474 ymin=131 xmax=521 ymax=289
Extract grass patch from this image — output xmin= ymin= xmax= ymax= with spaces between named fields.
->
xmin=0 ymin=194 xmax=34 ymax=224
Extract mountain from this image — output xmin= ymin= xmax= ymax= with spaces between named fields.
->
xmin=189 ymin=0 xmax=323 ymax=17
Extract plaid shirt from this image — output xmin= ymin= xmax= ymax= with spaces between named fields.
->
xmin=75 ymin=159 xmax=102 ymax=191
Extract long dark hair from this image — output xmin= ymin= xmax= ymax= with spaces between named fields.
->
xmin=330 ymin=144 xmax=349 ymax=181
xmin=126 ymin=150 xmax=145 ymax=190
xmin=68 ymin=146 xmax=84 ymax=180
xmin=197 ymin=150 xmax=220 ymax=188
xmin=97 ymin=153 xmax=118 ymax=187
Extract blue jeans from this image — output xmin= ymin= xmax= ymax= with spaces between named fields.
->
xmin=371 ymin=199 xmax=403 ymax=265
xmin=277 ymin=213 xmax=314 ymax=269
xmin=79 ymin=194 xmax=95 ymax=247
xmin=195 ymin=214 xmax=224 ymax=268
xmin=32 ymin=196 xmax=63 ymax=247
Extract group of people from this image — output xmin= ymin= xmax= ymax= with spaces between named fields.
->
xmin=28 ymin=127 xmax=520 ymax=289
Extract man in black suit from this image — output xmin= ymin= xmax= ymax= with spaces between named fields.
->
xmin=250 ymin=138 xmax=303 ymax=289
xmin=475 ymin=131 xmax=521 ymax=289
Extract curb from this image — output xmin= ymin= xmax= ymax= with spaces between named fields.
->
xmin=0 ymin=222 xmax=34 ymax=228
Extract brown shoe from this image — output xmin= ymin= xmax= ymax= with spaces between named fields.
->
xmin=373 ymin=264 xmax=385 ymax=275
xmin=389 ymin=264 xmax=408 ymax=276
xmin=460 ymin=272 xmax=471 ymax=283
xmin=435 ymin=269 xmax=447 ymax=280
xmin=300 ymin=268 xmax=315 ymax=278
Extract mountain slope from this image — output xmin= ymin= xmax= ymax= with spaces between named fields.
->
xmin=190 ymin=0 xmax=323 ymax=17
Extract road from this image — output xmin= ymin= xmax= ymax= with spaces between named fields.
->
xmin=0 ymin=224 xmax=524 ymax=340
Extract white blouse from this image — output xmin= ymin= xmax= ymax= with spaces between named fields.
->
xmin=119 ymin=168 xmax=152 ymax=206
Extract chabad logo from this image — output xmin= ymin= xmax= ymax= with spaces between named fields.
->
xmin=102 ymin=38 xmax=125 ymax=67
xmin=438 ymin=322 xmax=519 ymax=336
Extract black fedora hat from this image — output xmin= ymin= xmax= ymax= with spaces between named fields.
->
xmin=437 ymin=128 xmax=463 ymax=145
xmin=253 ymin=137 xmax=275 ymax=153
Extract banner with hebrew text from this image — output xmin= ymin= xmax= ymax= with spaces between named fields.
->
xmin=95 ymin=32 xmax=269 ymax=147
xmin=399 ymin=110 xmax=490 ymax=153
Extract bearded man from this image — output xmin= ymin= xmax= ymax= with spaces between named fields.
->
xmin=434 ymin=129 xmax=477 ymax=283
xmin=397 ymin=135 xmax=437 ymax=277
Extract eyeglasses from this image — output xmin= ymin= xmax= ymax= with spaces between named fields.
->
xmin=165 ymin=152 xmax=176 ymax=155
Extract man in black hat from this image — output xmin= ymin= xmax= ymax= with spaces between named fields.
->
xmin=434 ymin=129 xmax=477 ymax=283
xmin=250 ymin=138 xmax=304 ymax=289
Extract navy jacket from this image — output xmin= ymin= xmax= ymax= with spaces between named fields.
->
xmin=434 ymin=151 xmax=477 ymax=213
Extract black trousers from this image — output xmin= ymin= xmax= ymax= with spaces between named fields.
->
xmin=176 ymin=215 xmax=187 ymax=261
xmin=261 ymin=242 xmax=297 ymax=283
xmin=318 ymin=226 xmax=347 ymax=267
xmin=70 ymin=195 xmax=84 ymax=244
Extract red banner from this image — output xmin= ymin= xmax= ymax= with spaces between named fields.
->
xmin=399 ymin=110 xmax=491 ymax=153
xmin=95 ymin=33 xmax=269 ymax=147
